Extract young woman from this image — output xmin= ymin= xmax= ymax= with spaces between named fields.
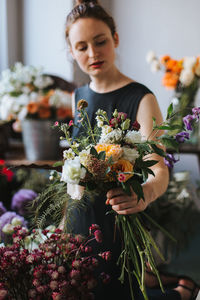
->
xmin=65 ymin=1 xmax=198 ymax=299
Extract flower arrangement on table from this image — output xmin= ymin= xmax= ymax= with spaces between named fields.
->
xmin=146 ymin=51 xmax=200 ymax=140
xmin=0 ymin=224 xmax=110 ymax=299
xmin=38 ymin=99 xmax=198 ymax=300
xmin=0 ymin=62 xmax=72 ymax=130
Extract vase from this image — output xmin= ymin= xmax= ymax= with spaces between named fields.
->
xmin=21 ymin=119 xmax=60 ymax=161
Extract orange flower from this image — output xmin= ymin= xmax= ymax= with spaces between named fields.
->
xmin=40 ymin=95 xmax=50 ymax=105
xmin=56 ymin=107 xmax=72 ymax=119
xmin=27 ymin=102 xmax=39 ymax=114
xmin=161 ymin=55 xmax=171 ymax=65
xmin=95 ymin=144 xmax=123 ymax=161
xmin=109 ymin=159 xmax=134 ymax=182
xmin=162 ymin=72 xmax=179 ymax=89
xmin=38 ymin=105 xmax=51 ymax=119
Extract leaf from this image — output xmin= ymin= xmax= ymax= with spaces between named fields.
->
xmin=161 ymin=137 xmax=179 ymax=151
xmin=90 ymin=146 xmax=98 ymax=157
xmin=130 ymin=180 xmax=144 ymax=200
xmin=166 ymin=103 xmax=173 ymax=119
xmin=151 ymin=144 xmax=166 ymax=157
xmin=142 ymin=160 xmax=158 ymax=168
xmin=52 ymin=161 xmax=63 ymax=167
xmin=123 ymin=182 xmax=132 ymax=196
xmin=98 ymin=151 xmax=106 ymax=160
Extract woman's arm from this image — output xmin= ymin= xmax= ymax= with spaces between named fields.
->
xmin=106 ymin=93 xmax=169 ymax=214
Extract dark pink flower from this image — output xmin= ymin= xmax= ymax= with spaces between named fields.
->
xmin=94 ymin=230 xmax=103 ymax=243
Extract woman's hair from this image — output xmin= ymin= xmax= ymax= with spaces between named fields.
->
xmin=65 ymin=0 xmax=116 ymax=40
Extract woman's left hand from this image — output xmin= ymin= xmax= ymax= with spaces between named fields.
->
xmin=106 ymin=187 xmax=149 ymax=215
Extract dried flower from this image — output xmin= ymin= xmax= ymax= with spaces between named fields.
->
xmin=77 ymin=99 xmax=88 ymax=111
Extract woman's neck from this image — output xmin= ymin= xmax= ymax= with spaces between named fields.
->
xmin=89 ymin=67 xmax=133 ymax=93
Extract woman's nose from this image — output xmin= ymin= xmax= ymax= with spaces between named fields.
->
xmin=88 ymin=45 xmax=98 ymax=58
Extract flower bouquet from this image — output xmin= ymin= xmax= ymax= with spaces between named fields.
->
xmin=45 ymin=99 xmax=198 ymax=300
xmin=146 ymin=51 xmax=200 ymax=141
xmin=0 ymin=224 xmax=110 ymax=300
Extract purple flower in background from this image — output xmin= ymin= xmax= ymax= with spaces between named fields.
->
xmin=0 ymin=211 xmax=27 ymax=241
xmin=192 ymin=107 xmax=200 ymax=121
xmin=11 ymin=189 xmax=38 ymax=216
xmin=183 ymin=114 xmax=195 ymax=131
xmin=164 ymin=153 xmax=179 ymax=169
xmin=175 ymin=131 xmax=190 ymax=143
xmin=0 ymin=202 xmax=7 ymax=216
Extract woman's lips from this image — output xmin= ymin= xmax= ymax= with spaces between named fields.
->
xmin=90 ymin=61 xmax=104 ymax=68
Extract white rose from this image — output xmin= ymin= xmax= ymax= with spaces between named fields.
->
xmin=146 ymin=51 xmax=156 ymax=64
xmin=2 ymin=224 xmax=14 ymax=235
xmin=150 ymin=60 xmax=160 ymax=73
xmin=61 ymin=157 xmax=86 ymax=184
xmin=11 ymin=217 xmax=23 ymax=226
xmin=122 ymin=147 xmax=139 ymax=163
xmin=99 ymin=128 xmax=122 ymax=144
xmin=179 ymin=69 xmax=194 ymax=87
xmin=183 ymin=56 xmax=196 ymax=70
xmin=63 ymin=148 xmax=75 ymax=160
xmin=124 ymin=130 xmax=142 ymax=145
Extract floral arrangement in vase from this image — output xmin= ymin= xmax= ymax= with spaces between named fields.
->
xmin=146 ymin=51 xmax=200 ymax=140
xmin=0 ymin=62 xmax=72 ymax=130
xmin=37 ymin=99 xmax=200 ymax=300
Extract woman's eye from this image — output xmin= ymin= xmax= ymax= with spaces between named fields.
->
xmin=78 ymin=46 xmax=87 ymax=51
xmin=96 ymin=40 xmax=106 ymax=46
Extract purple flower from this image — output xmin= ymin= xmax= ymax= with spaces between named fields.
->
xmin=11 ymin=189 xmax=38 ymax=216
xmin=192 ymin=107 xmax=200 ymax=120
xmin=0 ymin=211 xmax=27 ymax=241
xmin=0 ymin=202 xmax=7 ymax=216
xmin=175 ymin=131 xmax=190 ymax=143
xmin=164 ymin=153 xmax=179 ymax=169
xmin=183 ymin=114 xmax=195 ymax=131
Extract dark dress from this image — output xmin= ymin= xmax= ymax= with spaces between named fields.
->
xmin=68 ymin=82 xmax=153 ymax=300
xmin=68 ymin=82 xmax=184 ymax=299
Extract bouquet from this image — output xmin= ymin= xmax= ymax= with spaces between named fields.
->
xmin=0 ymin=62 xmax=72 ymax=127
xmin=0 ymin=224 xmax=110 ymax=300
xmin=51 ymin=99 xmax=200 ymax=300
xmin=146 ymin=51 xmax=200 ymax=138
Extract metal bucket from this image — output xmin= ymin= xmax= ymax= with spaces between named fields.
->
xmin=21 ymin=119 xmax=60 ymax=161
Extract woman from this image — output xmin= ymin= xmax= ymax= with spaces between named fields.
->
xmin=65 ymin=1 xmax=198 ymax=299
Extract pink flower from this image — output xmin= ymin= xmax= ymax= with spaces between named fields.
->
xmin=52 ymin=292 xmax=62 ymax=300
xmin=118 ymin=173 xmax=126 ymax=182
xmin=94 ymin=230 xmax=103 ymax=243
xmin=69 ymin=120 xmax=74 ymax=126
xmin=99 ymin=251 xmax=112 ymax=261
xmin=54 ymin=121 xmax=59 ymax=126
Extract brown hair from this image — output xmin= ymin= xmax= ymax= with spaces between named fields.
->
xmin=65 ymin=0 xmax=116 ymax=40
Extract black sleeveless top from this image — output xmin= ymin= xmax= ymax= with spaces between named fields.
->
xmin=73 ymin=82 xmax=153 ymax=138
xmin=70 ymin=82 xmax=153 ymax=300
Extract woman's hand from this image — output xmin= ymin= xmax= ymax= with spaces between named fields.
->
xmin=106 ymin=187 xmax=149 ymax=215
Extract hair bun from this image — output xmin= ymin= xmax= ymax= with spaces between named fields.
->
xmin=75 ymin=0 xmax=98 ymax=5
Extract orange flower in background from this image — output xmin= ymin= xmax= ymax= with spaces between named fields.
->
xmin=161 ymin=55 xmax=171 ymax=65
xmin=38 ymin=105 xmax=51 ymax=119
xmin=162 ymin=72 xmax=179 ymax=89
xmin=95 ymin=144 xmax=123 ymax=161
xmin=57 ymin=107 xmax=72 ymax=119
xmin=109 ymin=159 xmax=134 ymax=182
xmin=27 ymin=102 xmax=39 ymax=114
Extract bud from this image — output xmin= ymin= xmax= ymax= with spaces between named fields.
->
xmin=77 ymin=99 xmax=88 ymax=111
xmin=121 ymin=119 xmax=130 ymax=130
xmin=2 ymin=224 xmax=14 ymax=235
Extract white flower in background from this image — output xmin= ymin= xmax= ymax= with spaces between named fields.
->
xmin=34 ymin=75 xmax=53 ymax=89
xmin=18 ymin=107 xmax=28 ymax=120
xmin=179 ymin=69 xmax=194 ymax=86
xmin=171 ymin=97 xmax=180 ymax=112
xmin=79 ymin=149 xmax=90 ymax=167
xmin=195 ymin=58 xmax=200 ymax=76
xmin=183 ymin=56 xmax=196 ymax=70
xmin=63 ymin=148 xmax=75 ymax=160
xmin=11 ymin=217 xmax=23 ymax=226
xmin=0 ymin=95 xmax=16 ymax=120
xmin=146 ymin=50 xmax=156 ymax=64
xmin=173 ymin=171 xmax=190 ymax=182
xmin=150 ymin=60 xmax=160 ymax=73
xmin=99 ymin=128 xmax=122 ymax=144
xmin=122 ymin=147 xmax=139 ymax=163
xmin=124 ymin=130 xmax=142 ymax=145
xmin=61 ymin=156 xmax=86 ymax=184
xmin=49 ymin=89 xmax=71 ymax=108
xmin=2 ymin=224 xmax=14 ymax=235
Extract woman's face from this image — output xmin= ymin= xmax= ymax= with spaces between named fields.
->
xmin=69 ymin=18 xmax=119 ymax=78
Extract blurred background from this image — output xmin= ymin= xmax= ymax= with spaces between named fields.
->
xmin=0 ymin=0 xmax=200 ymax=184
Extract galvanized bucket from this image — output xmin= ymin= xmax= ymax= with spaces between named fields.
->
xmin=21 ymin=119 xmax=60 ymax=161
